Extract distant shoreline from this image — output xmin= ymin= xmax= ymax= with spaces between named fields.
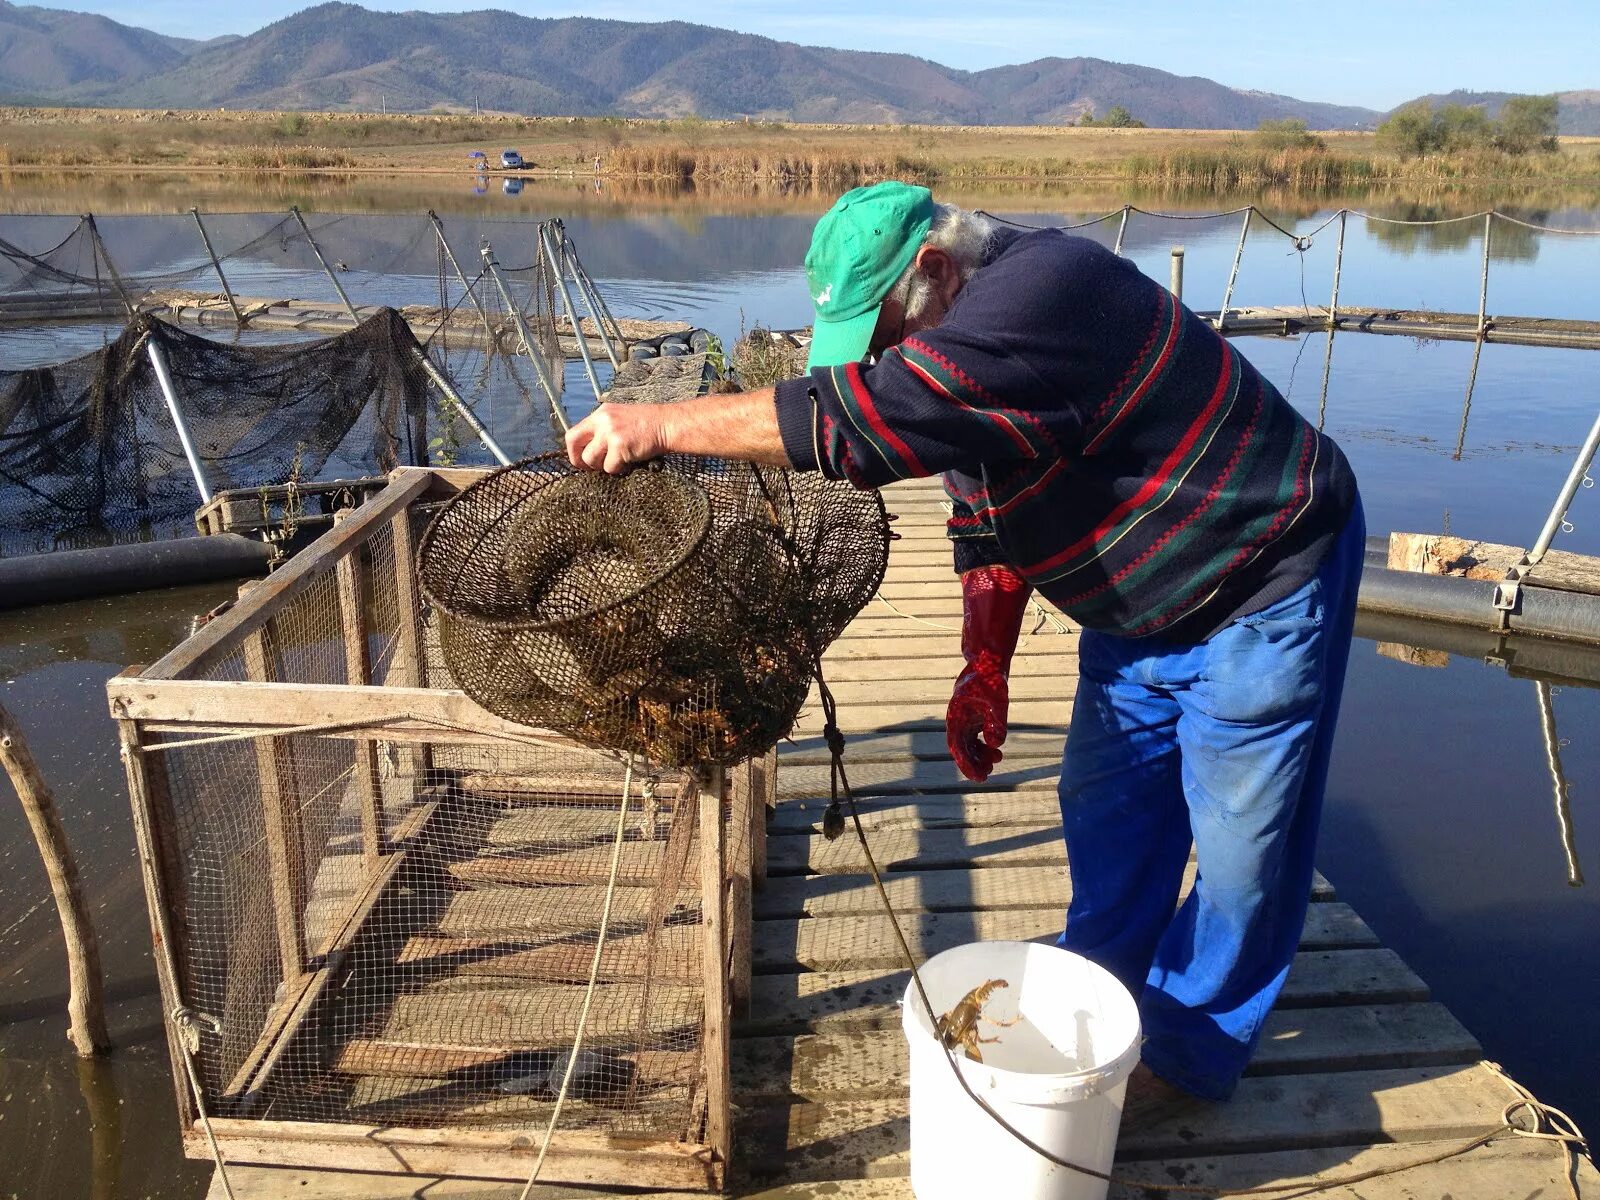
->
xmin=3 ymin=108 xmax=1598 ymax=191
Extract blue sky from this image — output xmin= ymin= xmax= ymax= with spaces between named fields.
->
xmin=75 ymin=0 xmax=1597 ymax=110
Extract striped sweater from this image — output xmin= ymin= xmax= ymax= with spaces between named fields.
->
xmin=773 ymin=227 xmax=1358 ymax=640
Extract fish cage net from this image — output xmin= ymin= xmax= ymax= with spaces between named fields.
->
xmin=115 ymin=487 xmax=753 ymax=1180
xmin=1 ymin=212 xmax=582 ymax=556
xmin=0 ymin=310 xmax=435 ymax=555
xmin=419 ymin=455 xmax=890 ymax=767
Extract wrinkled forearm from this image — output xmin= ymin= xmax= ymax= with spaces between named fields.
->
xmin=658 ymin=387 xmax=791 ymax=466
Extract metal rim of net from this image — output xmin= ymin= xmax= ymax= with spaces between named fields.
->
xmin=417 ymin=455 xmax=714 ymax=634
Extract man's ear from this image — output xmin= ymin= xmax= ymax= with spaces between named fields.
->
xmin=915 ymin=246 xmax=962 ymax=309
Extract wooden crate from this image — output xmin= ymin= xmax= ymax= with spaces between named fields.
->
xmin=107 ymin=467 xmax=766 ymax=1192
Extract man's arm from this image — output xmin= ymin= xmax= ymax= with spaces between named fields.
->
xmin=565 ymin=387 xmax=790 ymax=473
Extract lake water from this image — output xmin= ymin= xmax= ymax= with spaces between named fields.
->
xmin=2 ymin=175 xmax=1599 ymax=1197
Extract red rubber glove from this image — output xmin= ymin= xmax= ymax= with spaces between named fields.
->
xmin=947 ymin=564 xmax=1033 ymax=782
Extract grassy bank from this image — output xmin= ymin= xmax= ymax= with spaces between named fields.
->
xmin=3 ymin=108 xmax=1598 ymax=191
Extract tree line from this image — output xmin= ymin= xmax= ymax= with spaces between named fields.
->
xmin=1376 ymin=95 xmax=1560 ymax=157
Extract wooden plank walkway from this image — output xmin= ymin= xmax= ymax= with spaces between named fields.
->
xmin=209 ymin=476 xmax=1595 ymax=1197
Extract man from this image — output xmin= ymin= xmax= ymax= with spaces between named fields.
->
xmin=566 ymin=181 xmax=1364 ymax=1108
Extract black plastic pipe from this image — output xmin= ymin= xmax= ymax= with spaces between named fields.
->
xmin=0 ymin=535 xmax=272 ymax=610
xmin=1358 ymin=563 xmax=1600 ymax=644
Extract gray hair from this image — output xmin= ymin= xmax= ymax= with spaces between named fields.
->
xmin=887 ymin=204 xmax=998 ymax=321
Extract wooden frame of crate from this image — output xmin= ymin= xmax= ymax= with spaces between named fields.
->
xmin=106 ymin=467 xmax=768 ymax=1192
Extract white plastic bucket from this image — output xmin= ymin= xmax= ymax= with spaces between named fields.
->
xmin=901 ymin=940 xmax=1142 ymax=1200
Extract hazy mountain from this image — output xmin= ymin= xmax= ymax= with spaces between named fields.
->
xmin=0 ymin=0 xmax=229 ymax=99
xmin=1 ymin=1 xmax=1588 ymax=134
xmin=1392 ymin=89 xmax=1600 ymax=136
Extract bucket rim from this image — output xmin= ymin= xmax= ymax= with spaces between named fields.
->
xmin=901 ymin=940 xmax=1143 ymax=1103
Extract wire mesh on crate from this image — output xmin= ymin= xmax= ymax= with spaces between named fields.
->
xmin=160 ymin=728 xmax=707 ymax=1138
xmin=419 ymin=454 xmax=890 ymax=767
xmin=112 ymin=476 xmax=748 ymax=1188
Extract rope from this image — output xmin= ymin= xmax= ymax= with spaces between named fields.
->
xmin=808 ymin=663 xmax=1591 ymax=1195
xmin=171 ymin=1007 xmax=236 ymax=1200
xmin=516 ymin=755 xmax=636 ymax=1199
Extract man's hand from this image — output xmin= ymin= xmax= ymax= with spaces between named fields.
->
xmin=947 ymin=565 xmax=1033 ymax=783
xmin=566 ymin=403 xmax=670 ymax=474
xmin=947 ymin=664 xmax=1010 ymax=782
xmin=564 ymin=388 xmax=793 ymax=471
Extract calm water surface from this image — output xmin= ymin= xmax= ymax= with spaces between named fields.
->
xmin=2 ymin=178 xmax=1599 ymax=1196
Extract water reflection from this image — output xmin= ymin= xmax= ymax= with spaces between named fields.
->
xmin=1358 ymin=609 xmax=1589 ymax=889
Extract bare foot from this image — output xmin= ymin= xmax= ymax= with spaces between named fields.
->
xmin=1120 ymin=1062 xmax=1205 ymax=1132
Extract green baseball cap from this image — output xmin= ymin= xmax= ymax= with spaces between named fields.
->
xmin=804 ymin=181 xmax=935 ymax=370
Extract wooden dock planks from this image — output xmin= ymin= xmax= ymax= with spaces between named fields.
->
xmin=208 ymin=478 xmax=1596 ymax=1198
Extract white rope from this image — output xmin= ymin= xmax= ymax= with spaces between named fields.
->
xmin=172 ymin=1007 xmax=236 ymax=1200
xmin=516 ymin=756 xmax=636 ymax=1199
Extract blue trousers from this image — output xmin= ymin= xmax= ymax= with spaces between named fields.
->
xmin=1056 ymin=501 xmax=1365 ymax=1100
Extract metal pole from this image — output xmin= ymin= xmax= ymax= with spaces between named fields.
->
xmin=1535 ymin=680 xmax=1585 ymax=888
xmin=558 ymin=224 xmax=625 ymax=349
xmin=289 ymin=206 xmax=359 ymax=324
xmin=1527 ymin=404 xmax=1600 ymax=566
xmin=543 ymin=223 xmax=604 ymax=403
xmin=145 ymin=335 xmax=213 ymax=504
xmin=1328 ymin=210 xmax=1347 ymax=328
xmin=427 ymin=211 xmax=496 ymax=346
xmin=1217 ymin=206 xmax=1252 ymax=333
xmin=1455 ymin=338 xmax=1483 ymax=461
xmin=1477 ymin=211 xmax=1494 ymax=335
xmin=84 ymin=214 xmax=136 ymax=317
xmin=556 ymin=228 xmax=620 ymax=369
xmin=1112 ymin=205 xmax=1131 ymax=257
xmin=189 ymin=208 xmax=245 ymax=327
xmin=481 ymin=240 xmax=567 ymax=433
xmin=1168 ymin=247 xmax=1184 ymax=302
xmin=412 ymin=347 xmax=512 ymax=467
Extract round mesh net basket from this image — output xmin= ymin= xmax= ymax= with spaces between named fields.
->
xmin=419 ymin=455 xmax=889 ymax=766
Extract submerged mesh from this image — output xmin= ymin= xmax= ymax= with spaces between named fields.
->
xmin=419 ymin=455 xmax=889 ymax=766
xmin=0 ymin=309 xmax=432 ymax=555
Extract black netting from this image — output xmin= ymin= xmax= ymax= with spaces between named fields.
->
xmin=0 ymin=309 xmax=432 ymax=555
xmin=419 ymin=455 xmax=889 ymax=766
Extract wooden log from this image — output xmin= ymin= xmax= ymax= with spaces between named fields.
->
xmin=701 ymin=768 xmax=731 ymax=1169
xmin=727 ymin=763 xmax=755 ymax=1016
xmin=140 ymin=470 xmax=430 ymax=682
xmin=397 ymin=925 xmax=701 ymax=982
xmin=107 ymin=677 xmax=581 ymax=750
xmin=186 ymin=1118 xmax=722 ymax=1190
xmin=115 ymin=719 xmax=196 ymax=1125
xmin=335 ymin=532 xmax=386 ymax=867
xmin=242 ymin=627 xmax=309 ymax=984
xmin=372 ymin=980 xmax=704 ymax=1047
xmin=198 ymin=1135 xmax=1600 ymax=1199
xmin=334 ymin=1041 xmax=700 ymax=1083
xmin=0 ymin=702 xmax=109 ymax=1056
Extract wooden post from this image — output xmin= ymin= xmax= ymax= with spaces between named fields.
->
xmin=115 ymin=719 xmax=197 ymax=1125
xmin=699 ymin=768 xmax=730 ymax=1166
xmin=0 ymin=702 xmax=109 ymax=1056
xmin=726 ymin=764 xmax=754 ymax=1016
xmin=388 ymin=508 xmax=434 ymax=783
xmin=242 ymin=624 xmax=309 ymax=984
xmin=333 ymin=530 xmax=385 ymax=869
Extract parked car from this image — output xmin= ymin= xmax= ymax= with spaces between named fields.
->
xmin=500 ymin=149 xmax=524 ymax=169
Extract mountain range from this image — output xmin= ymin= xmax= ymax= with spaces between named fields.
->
xmin=1 ymin=1 xmax=1595 ymax=134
